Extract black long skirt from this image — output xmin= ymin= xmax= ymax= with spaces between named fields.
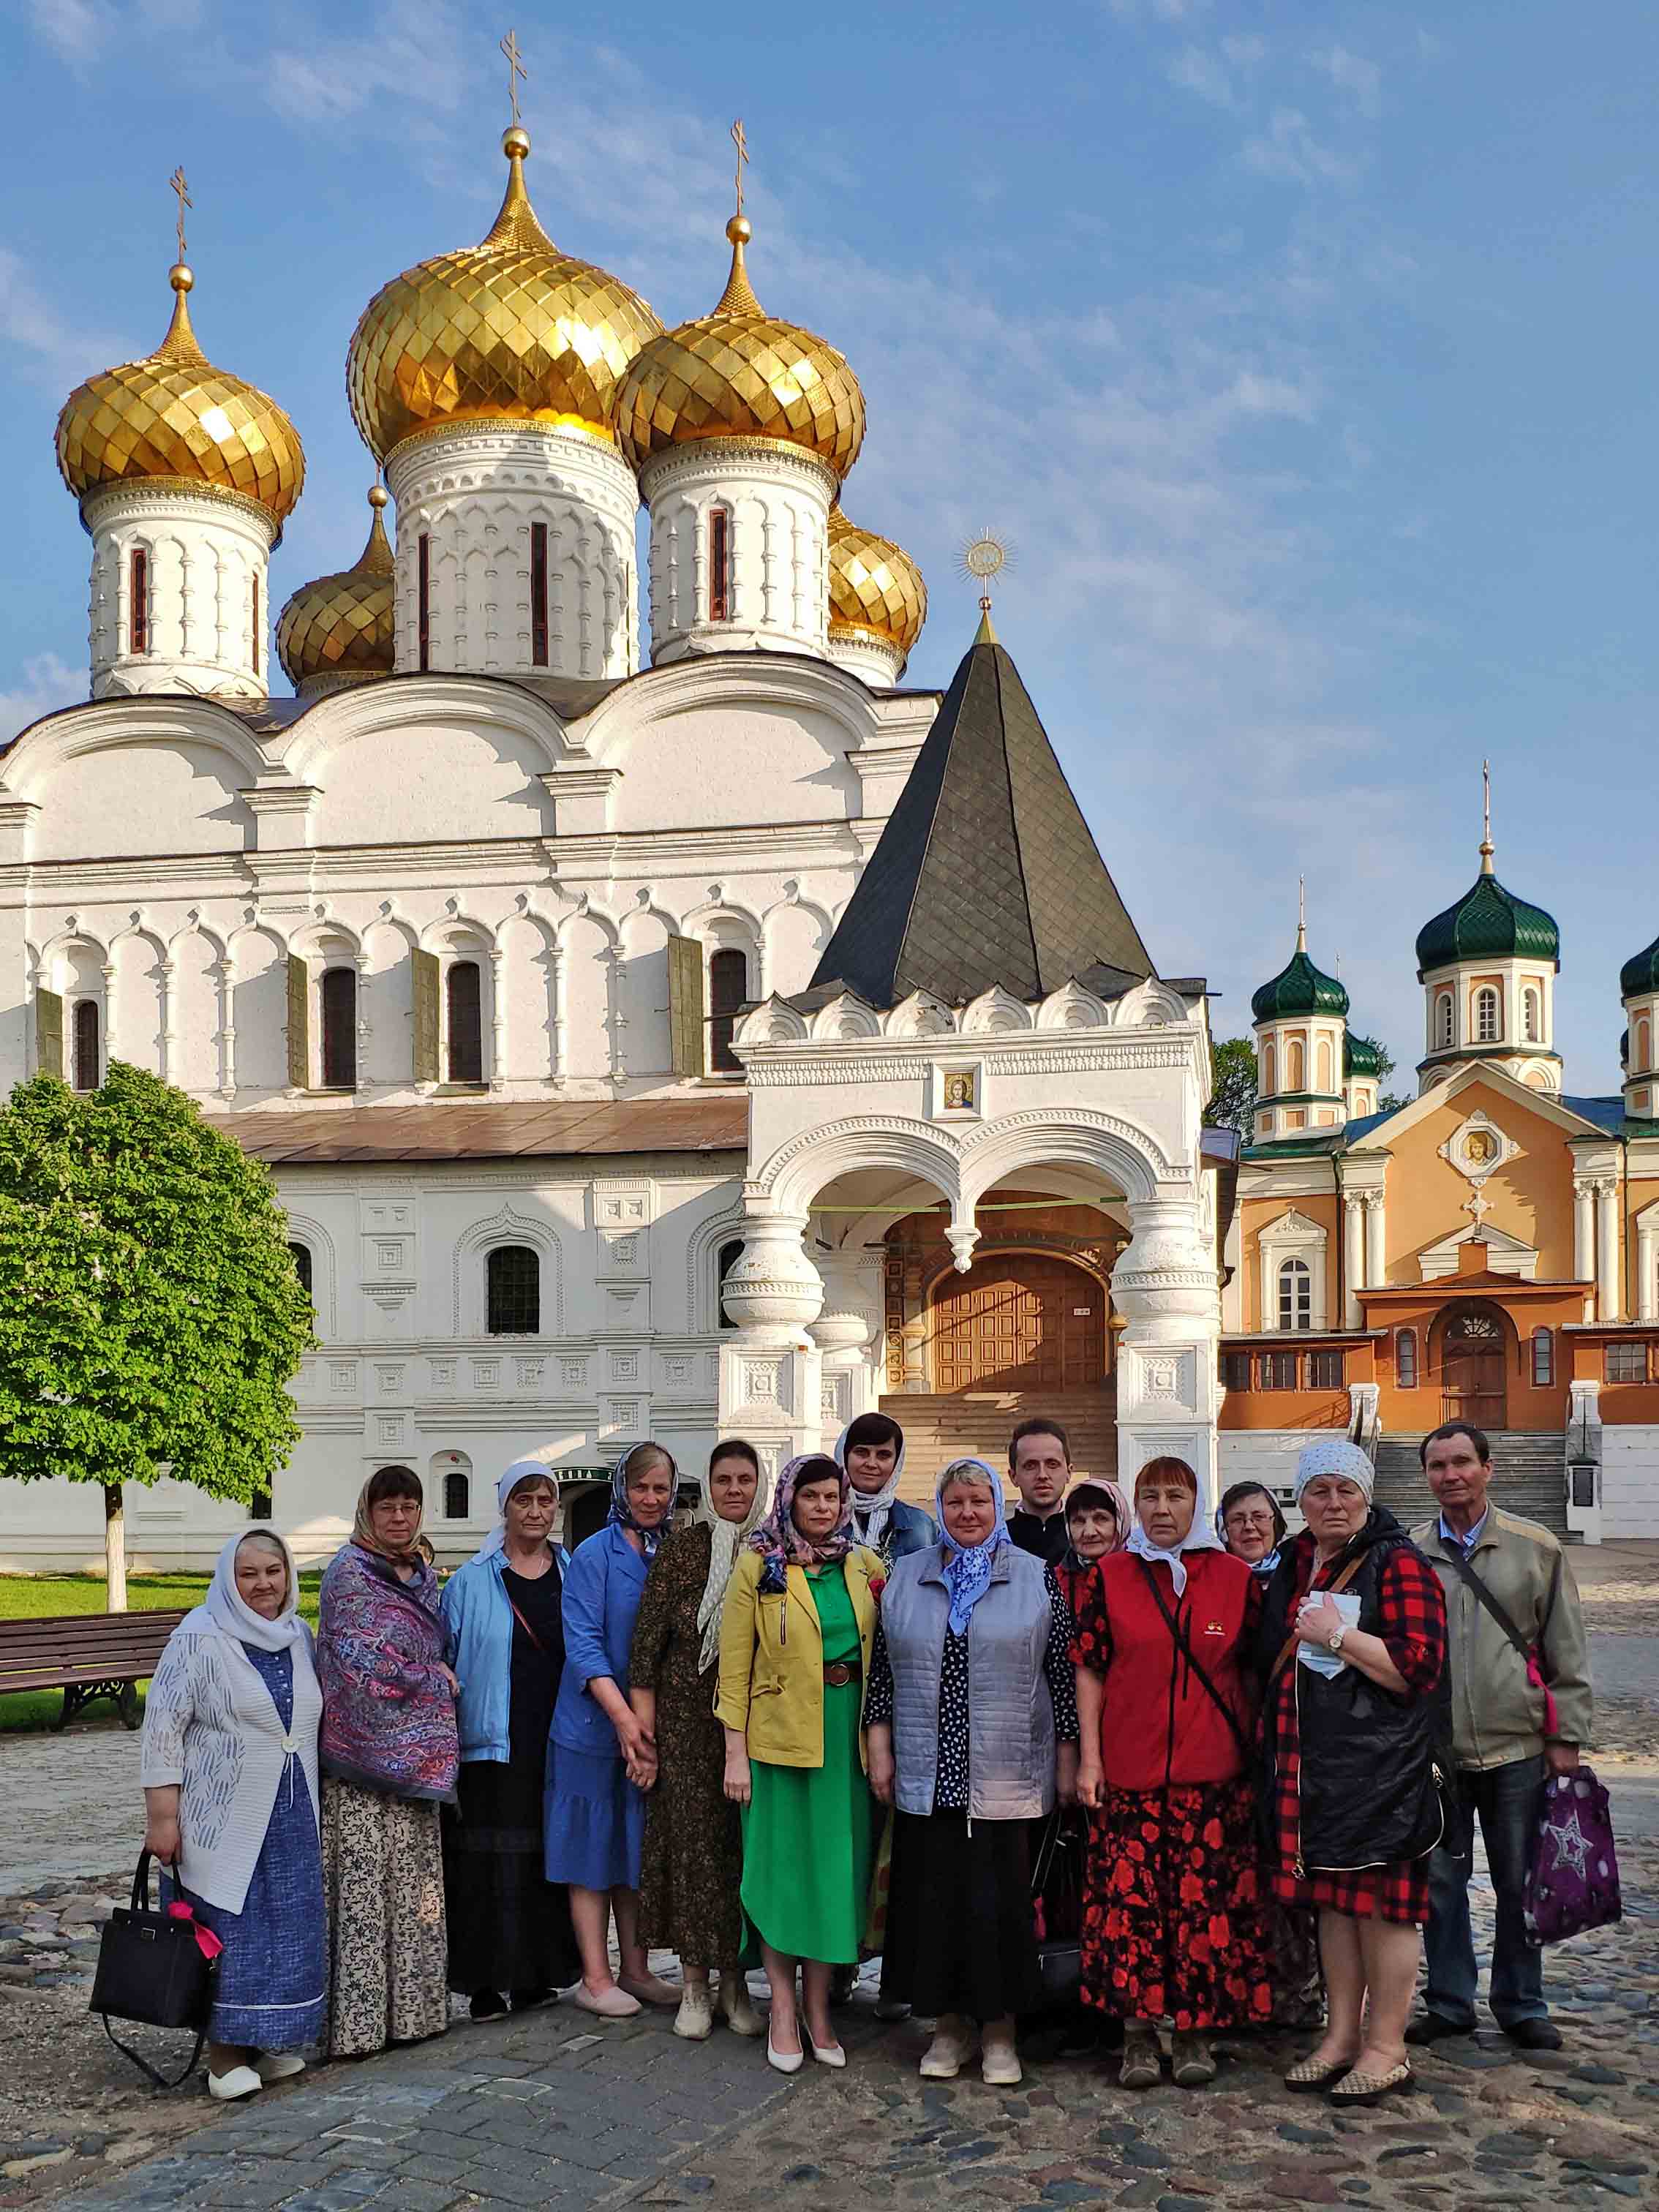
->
xmin=443 ymin=1754 xmax=580 ymax=1998
xmin=881 ymin=1808 xmax=1042 ymax=2025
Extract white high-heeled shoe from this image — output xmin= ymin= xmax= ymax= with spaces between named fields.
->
xmin=808 ymin=2032 xmax=847 ymax=2069
xmin=767 ymin=2025 xmax=805 ymax=2075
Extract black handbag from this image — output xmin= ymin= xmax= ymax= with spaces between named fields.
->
xmin=1031 ymin=1810 xmax=1085 ymax=2006
xmin=89 ymin=1851 xmax=217 ymax=2088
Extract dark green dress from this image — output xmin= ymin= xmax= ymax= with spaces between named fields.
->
xmin=739 ymin=1561 xmax=873 ymax=1964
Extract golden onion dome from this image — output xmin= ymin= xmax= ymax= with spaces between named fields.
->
xmin=275 ymin=485 xmax=396 ymax=692
xmin=827 ymin=506 xmax=926 ymax=655
xmin=346 ymin=127 xmax=663 ymax=461
xmin=612 ymin=214 xmax=865 ymax=481
xmin=56 ymin=263 xmax=305 ymax=535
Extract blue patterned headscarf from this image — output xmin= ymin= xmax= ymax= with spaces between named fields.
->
xmin=607 ymin=1442 xmax=677 ymax=1561
xmin=936 ymin=1457 xmax=1012 ymax=1637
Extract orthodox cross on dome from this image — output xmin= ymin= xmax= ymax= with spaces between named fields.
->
xmin=1480 ymin=756 xmax=1494 ymax=876
xmin=500 ymin=28 xmax=527 ymax=127
xmin=731 ymin=118 xmax=749 ymax=217
xmin=169 ymin=165 xmax=191 ymax=260
xmin=1297 ymin=873 xmax=1306 ymax=953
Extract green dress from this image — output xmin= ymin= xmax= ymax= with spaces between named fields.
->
xmin=740 ymin=1560 xmax=873 ymax=1964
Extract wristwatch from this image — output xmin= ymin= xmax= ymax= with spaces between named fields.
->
xmin=1327 ymin=1625 xmax=1348 ymax=1655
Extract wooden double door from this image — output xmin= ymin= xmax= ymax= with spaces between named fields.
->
xmin=1440 ymin=1306 xmax=1508 ymax=1430
xmin=930 ymin=1254 xmax=1106 ymax=1393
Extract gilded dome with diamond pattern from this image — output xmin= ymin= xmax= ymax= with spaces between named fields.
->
xmin=347 ymin=129 xmax=663 ymax=462
xmin=827 ymin=507 xmax=925 ymax=655
xmin=276 ymin=485 xmax=396 ymax=691
xmin=613 ymin=216 xmax=865 ymax=481
xmin=56 ymin=264 xmax=305 ymax=534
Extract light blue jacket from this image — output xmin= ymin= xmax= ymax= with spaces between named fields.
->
xmin=440 ymin=1546 xmax=564 ymax=1766
xmin=550 ymin=1522 xmax=648 ymax=1761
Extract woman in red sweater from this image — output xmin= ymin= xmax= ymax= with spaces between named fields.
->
xmin=1074 ymin=1457 xmax=1272 ymax=2089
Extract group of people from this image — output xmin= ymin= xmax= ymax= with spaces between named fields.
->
xmin=138 ymin=1407 xmax=1590 ymax=2108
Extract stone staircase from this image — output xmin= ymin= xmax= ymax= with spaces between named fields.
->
xmin=879 ymin=1388 xmax=1118 ymax=1504
xmin=1373 ymin=1431 xmax=1568 ymax=1537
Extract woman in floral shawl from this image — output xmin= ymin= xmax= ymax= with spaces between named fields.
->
xmin=715 ymin=1454 xmax=884 ymax=2073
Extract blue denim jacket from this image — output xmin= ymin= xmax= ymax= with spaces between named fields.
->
xmin=442 ymin=1547 xmax=565 ymax=1765
xmin=549 ymin=1522 xmax=648 ymax=1760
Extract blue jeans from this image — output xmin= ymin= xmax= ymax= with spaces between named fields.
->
xmin=1423 ymin=1753 xmax=1547 ymax=2028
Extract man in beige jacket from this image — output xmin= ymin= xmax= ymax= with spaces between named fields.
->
xmin=1408 ymin=1421 xmax=1592 ymax=2050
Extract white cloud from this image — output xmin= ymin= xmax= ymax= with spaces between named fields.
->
xmin=1307 ymin=45 xmax=1382 ymax=118
xmin=0 ymin=249 xmax=113 ymax=390
xmin=1168 ymin=45 xmax=1237 ymax=109
xmin=1243 ymin=108 xmax=1363 ymax=188
xmin=27 ymin=0 xmax=114 ymax=67
xmin=0 ymin=655 xmax=83 ymax=748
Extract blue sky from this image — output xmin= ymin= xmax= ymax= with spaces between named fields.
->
xmin=3 ymin=0 xmax=1656 ymax=1092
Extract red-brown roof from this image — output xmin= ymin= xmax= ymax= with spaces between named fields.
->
xmin=209 ymin=1096 xmax=750 ymax=1165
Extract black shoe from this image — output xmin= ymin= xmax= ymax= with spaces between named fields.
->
xmin=470 ymin=1989 xmax=509 ymax=2020
xmin=1504 ymin=2017 xmax=1562 ymax=2051
xmin=1404 ymin=2010 xmax=1472 ymax=2045
xmin=829 ymin=1966 xmax=859 ymax=2006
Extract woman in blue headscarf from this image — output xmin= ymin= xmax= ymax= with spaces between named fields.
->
xmin=864 ymin=1456 xmax=1080 ymax=2089
xmin=440 ymin=1459 xmax=580 ymax=2020
xmin=544 ymin=1442 xmax=680 ymax=2019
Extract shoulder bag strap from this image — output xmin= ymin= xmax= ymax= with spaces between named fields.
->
xmin=502 ymin=1589 xmax=547 ymax=1655
xmin=1441 ymin=1541 xmax=1562 ymax=1733
xmin=1134 ymin=1558 xmax=1251 ymax=1758
xmin=1267 ymin=1552 xmax=1367 ymax=1688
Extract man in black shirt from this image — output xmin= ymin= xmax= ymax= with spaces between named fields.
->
xmin=1007 ymin=1417 xmax=1072 ymax=1565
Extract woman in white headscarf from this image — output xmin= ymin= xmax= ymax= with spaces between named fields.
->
xmin=628 ymin=1440 xmax=770 ymax=2042
xmin=439 ymin=1459 xmax=580 ymax=2020
xmin=140 ymin=1527 xmax=324 ymax=2101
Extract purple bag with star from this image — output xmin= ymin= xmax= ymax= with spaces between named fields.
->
xmin=1522 ymin=1766 xmax=1622 ymax=1946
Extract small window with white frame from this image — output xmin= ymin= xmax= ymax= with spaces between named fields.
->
xmin=1436 ymin=990 xmax=1454 ymax=1050
xmin=1277 ymin=1257 xmax=1312 ymax=1331
xmin=1523 ymin=987 xmax=1540 ymax=1045
xmin=1475 ymin=986 xmax=1501 ymax=1045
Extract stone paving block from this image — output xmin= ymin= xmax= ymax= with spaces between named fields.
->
xmin=364 ymin=2185 xmax=466 ymax=2212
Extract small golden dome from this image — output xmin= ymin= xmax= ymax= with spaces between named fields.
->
xmin=828 ymin=507 xmax=926 ymax=655
xmin=56 ymin=263 xmax=305 ymax=533
xmin=274 ymin=486 xmax=396 ymax=691
xmin=347 ymin=129 xmax=663 ymax=462
xmin=613 ymin=214 xmax=865 ymax=480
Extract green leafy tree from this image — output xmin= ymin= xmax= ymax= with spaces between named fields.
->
xmin=1369 ymin=1040 xmax=1411 ymax=1116
xmin=0 ymin=1064 xmax=315 ymax=1607
xmin=1205 ymin=1037 xmax=1259 ymax=1134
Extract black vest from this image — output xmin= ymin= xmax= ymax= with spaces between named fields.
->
xmin=1258 ymin=1510 xmax=1450 ymax=1873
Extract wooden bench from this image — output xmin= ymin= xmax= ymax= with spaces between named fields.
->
xmin=0 ymin=1610 xmax=187 ymax=1729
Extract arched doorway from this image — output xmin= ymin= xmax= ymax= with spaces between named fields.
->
xmin=930 ymin=1253 xmax=1107 ymax=1393
xmin=1437 ymin=1303 xmax=1510 ymax=1430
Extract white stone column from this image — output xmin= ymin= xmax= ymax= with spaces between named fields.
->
xmin=1595 ymin=1178 xmax=1620 ymax=1321
xmin=1573 ymin=1179 xmax=1595 ymax=1286
xmin=810 ymin=1250 xmax=880 ymax=1439
xmin=1110 ymin=1188 xmax=1222 ymax=1513
xmin=1362 ymin=1189 xmax=1386 ymax=1289
xmin=1342 ymin=1195 xmax=1365 ymax=1329
xmin=717 ymin=1212 xmax=825 ymax=1470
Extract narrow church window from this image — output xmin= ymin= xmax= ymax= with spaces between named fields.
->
xmin=320 ymin=967 xmax=357 ymax=1088
xmin=717 ymin=1238 xmax=745 ymax=1328
xmin=710 ymin=947 xmax=747 ymax=1073
xmin=1396 ymin=1328 xmax=1418 ymax=1388
xmin=418 ymin=534 xmax=431 ymax=671
xmin=1317 ymin=1037 xmax=1333 ymax=1092
xmin=1261 ymin=1041 xmax=1276 ymax=1094
xmin=1475 ymin=988 xmax=1500 ymax=1044
xmin=1531 ymin=1328 xmax=1554 ymax=1387
xmin=446 ymin=960 xmax=484 ymax=1083
xmin=287 ymin=1241 xmax=313 ymax=1301
xmin=487 ymin=1245 xmax=540 ymax=1335
xmin=71 ymin=999 xmax=99 ymax=1092
xmin=530 ymin=522 xmax=549 ymax=666
xmin=1638 ymin=1017 xmax=1652 ymax=1071
xmin=444 ymin=1469 xmax=470 ymax=1521
xmin=1277 ymin=1257 xmax=1312 ymax=1331
xmin=251 ymin=571 xmax=260 ymax=660
xmin=130 ymin=549 xmax=149 ymax=654
xmin=1524 ymin=988 xmax=1540 ymax=1044
xmin=709 ymin=508 xmax=731 ymax=622
xmin=1436 ymin=992 xmax=1453 ymax=1050
xmin=1287 ymin=1039 xmax=1305 ymax=1091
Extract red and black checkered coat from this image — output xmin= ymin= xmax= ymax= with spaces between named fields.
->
xmin=1266 ymin=1531 xmax=1447 ymax=1925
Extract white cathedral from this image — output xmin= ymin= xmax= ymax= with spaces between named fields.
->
xmin=2 ymin=123 xmax=1224 ymax=1570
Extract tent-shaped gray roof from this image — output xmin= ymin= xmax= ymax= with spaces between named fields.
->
xmin=808 ymin=617 xmax=1154 ymax=1007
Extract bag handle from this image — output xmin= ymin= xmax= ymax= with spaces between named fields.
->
xmin=130 ymin=1848 xmax=156 ymax=1914
xmin=1133 ymin=1559 xmax=1251 ymax=1760
xmin=1440 ymin=1543 xmax=1562 ymax=1738
xmin=1268 ymin=1553 xmax=1367 ymax=1688
xmin=100 ymin=2014 xmax=206 ymax=2092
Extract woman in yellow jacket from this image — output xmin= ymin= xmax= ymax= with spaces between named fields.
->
xmin=718 ymin=1453 xmax=882 ymax=2075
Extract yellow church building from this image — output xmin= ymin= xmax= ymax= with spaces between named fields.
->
xmin=1220 ymin=818 xmax=1659 ymax=1543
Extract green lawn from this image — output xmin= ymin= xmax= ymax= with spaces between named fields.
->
xmin=0 ymin=1571 xmax=323 ymax=1733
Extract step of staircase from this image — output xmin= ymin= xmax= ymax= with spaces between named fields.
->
xmin=1374 ymin=1432 xmax=1568 ymax=1536
xmin=879 ymin=1389 xmax=1117 ymax=1502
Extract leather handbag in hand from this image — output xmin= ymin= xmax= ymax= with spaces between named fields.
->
xmin=90 ymin=1850 xmax=219 ymax=2088
xmin=1030 ymin=1809 xmax=1086 ymax=2006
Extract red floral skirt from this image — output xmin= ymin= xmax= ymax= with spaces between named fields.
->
xmin=1081 ymin=1778 xmax=1273 ymax=2031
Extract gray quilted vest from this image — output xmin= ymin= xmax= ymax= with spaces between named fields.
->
xmin=880 ymin=1543 xmax=1056 ymax=1821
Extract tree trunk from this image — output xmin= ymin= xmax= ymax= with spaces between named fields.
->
xmin=104 ymin=1482 xmax=128 ymax=1612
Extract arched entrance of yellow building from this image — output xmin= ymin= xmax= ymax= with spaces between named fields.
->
xmin=928 ymin=1252 xmax=1107 ymax=1393
xmin=1436 ymin=1302 xmax=1511 ymax=1432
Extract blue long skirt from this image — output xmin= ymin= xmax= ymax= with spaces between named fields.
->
xmin=543 ymin=1742 xmax=644 ymax=1892
xmin=167 ymin=1647 xmax=326 ymax=2050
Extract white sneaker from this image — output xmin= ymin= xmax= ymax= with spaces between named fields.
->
xmin=919 ymin=2025 xmax=976 ymax=2080
xmin=253 ymin=2052 xmax=306 ymax=2082
xmin=674 ymin=1987 xmax=715 ymax=2041
xmin=981 ymin=2034 xmax=1022 ymax=2087
xmin=207 ymin=2066 xmax=263 ymax=2102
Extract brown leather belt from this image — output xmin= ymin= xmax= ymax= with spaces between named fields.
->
xmin=823 ymin=1661 xmax=862 ymax=1688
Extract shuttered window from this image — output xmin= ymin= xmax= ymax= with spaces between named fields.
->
xmin=710 ymin=949 xmax=747 ymax=1073
xmin=446 ymin=960 xmax=483 ymax=1083
xmin=320 ymin=968 xmax=357 ymax=1089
